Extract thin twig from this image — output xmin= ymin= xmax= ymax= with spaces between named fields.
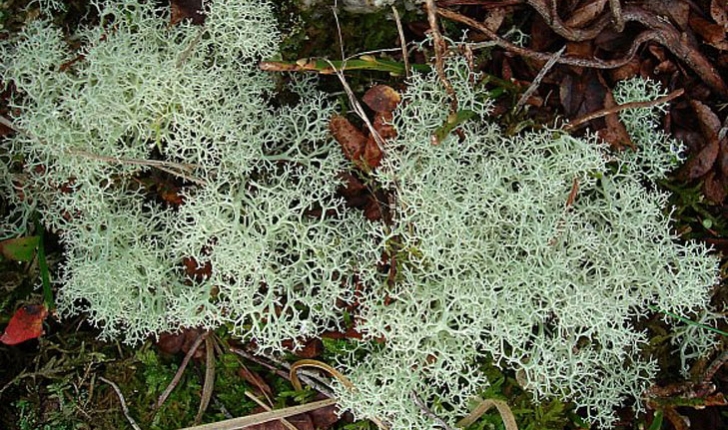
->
xmin=514 ymin=45 xmax=565 ymax=113
xmin=563 ymin=88 xmax=684 ymax=131
xmin=410 ymin=391 xmax=457 ymax=430
xmin=437 ymin=7 xmax=657 ymax=69
xmin=157 ymin=331 xmax=209 ymax=409
xmin=99 ymin=376 xmax=142 ymax=430
xmin=332 ymin=1 xmax=346 ymax=60
xmin=325 ymin=60 xmax=387 ymax=153
xmin=178 ymin=398 xmax=338 ymax=430
xmin=244 ymin=391 xmax=298 ymax=430
xmin=392 ymin=6 xmax=410 ymax=78
xmin=702 ymin=350 xmax=728 ymax=385
xmin=194 ymin=334 xmax=216 ymax=425
xmin=230 ymin=347 xmax=335 ymax=398
xmin=425 ymin=0 xmax=458 ymax=111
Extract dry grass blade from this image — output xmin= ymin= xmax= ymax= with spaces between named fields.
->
xmin=178 ymin=398 xmax=338 ymax=430
xmin=244 ymin=391 xmax=298 ymax=430
xmin=410 ymin=390 xmax=457 ymax=430
xmin=392 ymin=6 xmax=410 ymax=78
xmin=194 ymin=334 xmax=216 ymax=424
xmin=514 ymin=45 xmax=565 ymax=113
xmin=425 ymin=0 xmax=457 ymax=111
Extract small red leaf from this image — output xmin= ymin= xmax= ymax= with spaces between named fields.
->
xmin=1 ymin=305 xmax=49 ymax=345
xmin=362 ymin=85 xmax=401 ymax=113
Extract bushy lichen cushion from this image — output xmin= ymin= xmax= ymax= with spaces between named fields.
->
xmin=332 ymin=62 xmax=719 ymax=428
xmin=0 ymin=0 xmax=382 ymax=347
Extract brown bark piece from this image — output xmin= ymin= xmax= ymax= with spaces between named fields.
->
xmin=330 ymin=115 xmax=367 ymax=162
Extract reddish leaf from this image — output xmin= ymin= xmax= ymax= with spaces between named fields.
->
xmin=362 ymin=85 xmax=401 ymax=113
xmin=330 ymin=115 xmax=367 ymax=162
xmin=182 ymin=256 xmax=212 ymax=282
xmin=690 ymin=15 xmax=728 ymax=51
xmin=681 ymin=140 xmax=719 ymax=179
xmin=692 ymin=100 xmax=721 ymax=139
xmin=598 ymin=85 xmax=634 ymax=150
xmin=362 ymin=137 xmax=383 ymax=169
xmin=1 ymin=305 xmax=48 ymax=345
xmin=373 ymin=111 xmax=397 ymax=141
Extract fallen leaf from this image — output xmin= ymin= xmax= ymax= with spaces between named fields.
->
xmin=483 ymin=7 xmax=507 ymax=33
xmin=703 ymin=171 xmax=727 ymax=203
xmin=692 ymin=100 xmax=721 ymax=140
xmin=182 ymin=256 xmax=212 ymax=282
xmin=330 ymin=115 xmax=367 ymax=162
xmin=309 ymin=404 xmax=341 ymax=429
xmin=0 ymin=236 xmax=39 ymax=262
xmin=711 ymin=0 xmax=728 ymax=27
xmin=566 ymin=0 xmax=608 ymax=28
xmin=1 ymin=305 xmax=49 ymax=345
xmin=156 ymin=331 xmax=186 ymax=355
xmin=362 ymin=137 xmax=384 ymax=169
xmin=282 ymin=337 xmax=323 ymax=358
xmin=690 ymin=15 xmax=728 ymax=51
xmin=598 ymin=81 xmax=634 ymax=149
xmin=362 ymin=85 xmax=401 ymax=113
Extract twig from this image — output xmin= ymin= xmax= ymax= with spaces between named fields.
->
xmin=157 ymin=331 xmax=209 ymax=409
xmin=702 ymin=350 xmax=728 ymax=385
xmin=563 ymin=88 xmax=684 ymax=131
xmin=437 ymin=7 xmax=657 ymax=69
xmin=178 ymin=398 xmax=338 ymax=430
xmin=332 ymin=1 xmax=346 ymax=60
xmin=324 ymin=60 xmax=387 ymax=153
xmin=410 ymin=391 xmax=457 ymax=430
xmin=425 ymin=0 xmax=458 ymax=111
xmin=229 ymin=347 xmax=335 ymax=398
xmin=99 ymin=376 xmax=142 ymax=430
xmin=514 ymin=45 xmax=565 ymax=113
xmin=392 ymin=6 xmax=410 ymax=78
xmin=194 ymin=334 xmax=216 ymax=425
xmin=244 ymin=391 xmax=298 ymax=430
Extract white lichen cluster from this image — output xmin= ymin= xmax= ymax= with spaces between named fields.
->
xmin=332 ymin=62 xmax=719 ymax=427
xmin=0 ymin=1 xmax=720 ymax=428
xmin=0 ymin=0 xmax=381 ymax=346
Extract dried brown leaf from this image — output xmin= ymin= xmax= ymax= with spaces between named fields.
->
xmin=703 ymin=171 xmax=727 ymax=203
xmin=483 ymin=7 xmax=507 ymax=33
xmin=308 ymin=404 xmax=341 ymax=430
xmin=566 ymin=0 xmax=608 ymax=28
xmin=692 ymin=100 xmax=721 ymax=139
xmin=690 ymin=15 xmax=728 ymax=51
xmin=330 ymin=115 xmax=367 ymax=162
xmin=362 ymin=85 xmax=401 ymax=113
xmin=711 ymin=0 xmax=728 ymax=27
